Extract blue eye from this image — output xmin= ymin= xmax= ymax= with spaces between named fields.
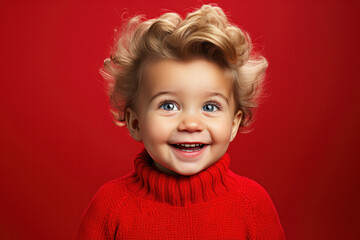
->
xmin=160 ymin=102 xmax=179 ymax=111
xmin=202 ymin=103 xmax=219 ymax=112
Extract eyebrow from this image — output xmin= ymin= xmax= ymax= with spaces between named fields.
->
xmin=206 ymin=92 xmax=229 ymax=105
xmin=149 ymin=91 xmax=175 ymax=103
xmin=149 ymin=91 xmax=230 ymax=105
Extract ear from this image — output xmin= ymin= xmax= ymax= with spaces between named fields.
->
xmin=125 ymin=108 xmax=142 ymax=142
xmin=230 ymin=110 xmax=242 ymax=142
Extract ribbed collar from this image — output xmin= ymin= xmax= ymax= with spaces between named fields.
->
xmin=126 ymin=149 xmax=231 ymax=206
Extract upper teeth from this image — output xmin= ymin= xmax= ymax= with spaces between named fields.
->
xmin=177 ymin=143 xmax=201 ymax=147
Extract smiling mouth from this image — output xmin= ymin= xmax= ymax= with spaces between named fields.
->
xmin=170 ymin=143 xmax=206 ymax=152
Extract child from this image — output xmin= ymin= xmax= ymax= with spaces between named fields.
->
xmin=75 ymin=4 xmax=285 ymax=239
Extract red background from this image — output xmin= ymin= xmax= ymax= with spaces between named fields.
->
xmin=1 ymin=0 xmax=359 ymax=239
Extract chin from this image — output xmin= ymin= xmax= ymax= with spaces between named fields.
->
xmin=172 ymin=165 xmax=203 ymax=176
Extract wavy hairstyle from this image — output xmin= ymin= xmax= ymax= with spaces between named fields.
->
xmin=100 ymin=4 xmax=268 ymax=131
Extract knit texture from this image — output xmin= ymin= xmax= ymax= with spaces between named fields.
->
xmin=75 ymin=149 xmax=285 ymax=239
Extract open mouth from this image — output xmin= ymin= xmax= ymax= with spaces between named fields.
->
xmin=170 ymin=143 xmax=206 ymax=152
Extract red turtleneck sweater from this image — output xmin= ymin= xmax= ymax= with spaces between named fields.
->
xmin=75 ymin=149 xmax=285 ymax=239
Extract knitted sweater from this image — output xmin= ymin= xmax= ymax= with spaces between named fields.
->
xmin=75 ymin=149 xmax=285 ymax=239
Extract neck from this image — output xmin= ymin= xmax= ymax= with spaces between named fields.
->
xmin=152 ymin=160 xmax=182 ymax=177
xmin=126 ymin=148 xmax=231 ymax=206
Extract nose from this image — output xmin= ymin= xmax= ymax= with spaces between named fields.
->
xmin=177 ymin=111 xmax=204 ymax=133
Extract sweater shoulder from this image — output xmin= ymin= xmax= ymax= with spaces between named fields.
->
xmin=74 ymin=174 xmax=133 ymax=239
xmin=227 ymin=170 xmax=274 ymax=205
xmin=227 ymin=170 xmax=285 ymax=239
xmin=80 ymin=173 xmax=133 ymax=220
xmin=92 ymin=174 xmax=131 ymax=208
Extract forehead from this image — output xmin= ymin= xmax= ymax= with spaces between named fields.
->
xmin=141 ymin=59 xmax=233 ymax=96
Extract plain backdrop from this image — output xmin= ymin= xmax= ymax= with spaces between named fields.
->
xmin=0 ymin=0 xmax=359 ymax=239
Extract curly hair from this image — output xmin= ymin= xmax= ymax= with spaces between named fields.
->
xmin=100 ymin=4 xmax=268 ymax=131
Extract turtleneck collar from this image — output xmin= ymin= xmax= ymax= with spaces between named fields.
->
xmin=126 ymin=148 xmax=231 ymax=207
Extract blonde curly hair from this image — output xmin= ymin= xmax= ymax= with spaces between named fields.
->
xmin=100 ymin=4 xmax=268 ymax=130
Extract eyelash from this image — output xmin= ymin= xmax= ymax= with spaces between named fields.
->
xmin=158 ymin=100 xmax=179 ymax=111
xmin=204 ymin=101 xmax=222 ymax=111
xmin=158 ymin=99 xmax=222 ymax=111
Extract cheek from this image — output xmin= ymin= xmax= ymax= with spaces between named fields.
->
xmin=141 ymin=114 xmax=175 ymax=143
xmin=208 ymin=118 xmax=233 ymax=143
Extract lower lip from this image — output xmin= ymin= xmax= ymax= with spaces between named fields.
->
xmin=169 ymin=145 xmax=208 ymax=161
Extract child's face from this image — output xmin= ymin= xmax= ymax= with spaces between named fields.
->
xmin=126 ymin=59 xmax=242 ymax=176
